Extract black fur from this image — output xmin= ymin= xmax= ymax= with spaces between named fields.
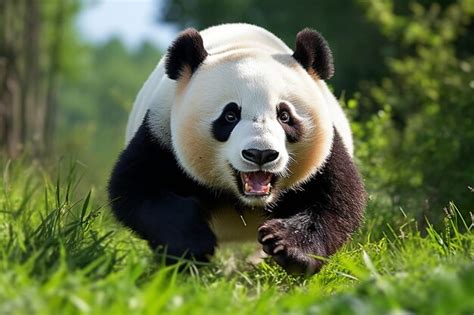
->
xmin=211 ymin=102 xmax=241 ymax=142
xmin=292 ymin=28 xmax=334 ymax=80
xmin=258 ymin=131 xmax=366 ymax=275
xmin=166 ymin=28 xmax=208 ymax=80
xmin=108 ymin=115 xmax=217 ymax=263
xmin=277 ymin=102 xmax=304 ymax=143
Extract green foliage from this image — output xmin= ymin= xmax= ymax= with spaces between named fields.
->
xmin=41 ymin=0 xmax=84 ymax=78
xmin=56 ymin=40 xmax=162 ymax=190
xmin=0 ymin=160 xmax=472 ymax=314
xmin=359 ymin=0 xmax=474 ymax=218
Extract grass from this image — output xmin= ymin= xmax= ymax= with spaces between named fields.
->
xmin=0 ymin=159 xmax=473 ymax=315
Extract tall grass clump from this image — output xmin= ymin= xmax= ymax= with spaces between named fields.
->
xmin=0 ymin=160 xmax=125 ymax=279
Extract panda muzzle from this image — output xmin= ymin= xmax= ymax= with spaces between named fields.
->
xmin=240 ymin=172 xmax=273 ymax=196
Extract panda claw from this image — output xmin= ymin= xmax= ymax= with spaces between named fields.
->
xmin=261 ymin=234 xmax=274 ymax=243
xmin=273 ymin=244 xmax=284 ymax=254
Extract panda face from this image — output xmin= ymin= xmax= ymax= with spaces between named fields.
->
xmin=170 ymin=52 xmax=333 ymax=206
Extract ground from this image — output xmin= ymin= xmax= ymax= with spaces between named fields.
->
xmin=0 ymin=161 xmax=472 ymax=315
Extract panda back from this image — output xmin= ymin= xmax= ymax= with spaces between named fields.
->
xmin=125 ymin=57 xmax=176 ymax=145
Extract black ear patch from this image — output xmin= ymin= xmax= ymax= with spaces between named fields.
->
xmin=292 ymin=28 xmax=334 ymax=80
xmin=166 ymin=28 xmax=208 ymax=80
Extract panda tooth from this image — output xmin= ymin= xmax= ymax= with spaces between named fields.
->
xmin=245 ymin=183 xmax=250 ymax=192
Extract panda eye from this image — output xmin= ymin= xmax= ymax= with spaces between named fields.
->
xmin=225 ymin=111 xmax=238 ymax=123
xmin=278 ymin=111 xmax=291 ymax=124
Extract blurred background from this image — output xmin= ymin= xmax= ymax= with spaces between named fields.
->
xmin=0 ymin=0 xmax=473 ymax=225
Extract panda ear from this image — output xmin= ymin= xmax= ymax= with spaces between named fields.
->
xmin=292 ymin=28 xmax=334 ymax=80
xmin=166 ymin=28 xmax=208 ymax=80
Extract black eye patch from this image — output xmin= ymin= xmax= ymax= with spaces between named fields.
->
xmin=212 ymin=102 xmax=241 ymax=142
xmin=277 ymin=103 xmax=304 ymax=143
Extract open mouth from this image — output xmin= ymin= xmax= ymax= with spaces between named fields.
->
xmin=239 ymin=171 xmax=275 ymax=196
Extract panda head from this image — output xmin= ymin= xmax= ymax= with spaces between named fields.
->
xmin=166 ymin=28 xmax=335 ymax=207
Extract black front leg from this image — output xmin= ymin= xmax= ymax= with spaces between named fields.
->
xmin=119 ymin=193 xmax=217 ymax=262
xmin=108 ymin=117 xmax=217 ymax=263
xmin=259 ymin=132 xmax=366 ymax=275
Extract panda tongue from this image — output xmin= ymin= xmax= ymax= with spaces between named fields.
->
xmin=242 ymin=172 xmax=272 ymax=195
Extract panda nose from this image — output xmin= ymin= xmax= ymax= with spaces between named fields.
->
xmin=242 ymin=149 xmax=279 ymax=165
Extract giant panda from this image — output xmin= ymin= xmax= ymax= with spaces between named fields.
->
xmin=108 ymin=23 xmax=366 ymax=275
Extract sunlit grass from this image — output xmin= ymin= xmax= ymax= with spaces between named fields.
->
xmin=0 ymin=160 xmax=472 ymax=314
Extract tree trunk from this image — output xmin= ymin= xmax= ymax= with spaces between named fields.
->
xmin=22 ymin=0 xmax=41 ymax=155
xmin=0 ymin=0 xmax=24 ymax=157
xmin=43 ymin=0 xmax=65 ymax=155
xmin=1 ymin=0 xmax=76 ymax=159
xmin=0 ymin=0 xmax=43 ymax=158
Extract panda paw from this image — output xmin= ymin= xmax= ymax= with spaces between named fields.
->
xmin=258 ymin=219 xmax=323 ymax=275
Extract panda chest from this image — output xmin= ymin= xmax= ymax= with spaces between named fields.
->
xmin=208 ymin=206 xmax=266 ymax=243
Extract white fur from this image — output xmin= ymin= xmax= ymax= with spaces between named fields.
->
xmin=126 ymin=23 xmax=353 ymax=195
xmin=315 ymin=80 xmax=354 ymax=156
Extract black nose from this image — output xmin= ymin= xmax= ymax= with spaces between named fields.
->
xmin=242 ymin=149 xmax=279 ymax=165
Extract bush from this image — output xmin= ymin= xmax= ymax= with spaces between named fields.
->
xmin=357 ymin=0 xmax=474 ymax=221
